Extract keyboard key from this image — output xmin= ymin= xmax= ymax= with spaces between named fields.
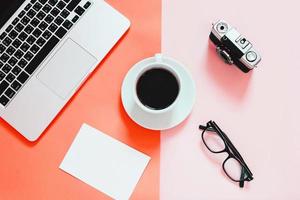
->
xmin=24 ymin=3 xmax=32 ymax=11
xmin=0 ymin=81 xmax=9 ymax=95
xmin=18 ymin=32 xmax=28 ymax=41
xmin=6 ymin=46 xmax=16 ymax=55
xmin=11 ymin=80 xmax=22 ymax=91
xmin=30 ymin=18 xmax=40 ymax=27
xmin=12 ymin=18 xmax=20 ymax=25
xmin=17 ymin=71 xmax=29 ymax=83
xmin=55 ymin=27 xmax=67 ymax=38
xmin=0 ymin=44 xmax=6 ymax=53
xmin=42 ymin=30 xmax=52 ymax=39
xmin=25 ymin=36 xmax=59 ymax=74
xmin=12 ymin=39 xmax=22 ymax=48
xmin=12 ymin=66 xmax=22 ymax=76
xmin=33 ymin=2 xmax=43 ymax=11
xmin=57 ymin=1 xmax=66 ymax=9
xmin=71 ymin=15 xmax=79 ymax=23
xmin=45 ymin=15 xmax=54 ymax=23
xmin=0 ymin=71 xmax=5 ymax=81
xmin=18 ymin=11 xmax=26 ymax=18
xmin=3 ymin=37 xmax=12 ymax=46
xmin=5 ymin=25 xmax=13 ymax=33
xmin=27 ymin=36 xmax=36 ymax=45
xmin=20 ymin=43 xmax=30 ymax=52
xmin=62 ymin=20 xmax=72 ymax=29
xmin=36 ymin=37 xmax=46 ymax=47
xmin=0 ymin=95 xmax=9 ymax=106
xmin=48 ymin=23 xmax=58 ymax=32
xmin=24 ymin=52 xmax=34 ymax=61
xmin=8 ymin=57 xmax=18 ymax=66
xmin=5 ymin=88 xmax=16 ymax=98
xmin=0 ymin=53 xmax=10 ymax=63
xmin=39 ymin=0 xmax=47 ymax=4
xmin=0 ymin=62 xmax=3 ymax=68
xmin=60 ymin=9 xmax=70 ymax=18
xmin=30 ymin=44 xmax=40 ymax=54
xmin=39 ymin=21 xmax=48 ymax=30
xmin=14 ymin=50 xmax=24 ymax=59
xmin=24 ymin=25 xmax=34 ymax=34
xmin=66 ymin=0 xmax=81 ymax=11
xmin=54 ymin=16 xmax=64 ymax=25
xmin=33 ymin=29 xmax=42 ymax=37
xmin=83 ymin=1 xmax=91 ymax=9
xmin=21 ymin=16 xmax=31 ymax=25
xmin=49 ymin=0 xmax=58 ymax=6
xmin=37 ymin=11 xmax=46 ymax=20
xmin=9 ymin=30 xmax=18 ymax=40
xmin=6 ymin=73 xmax=16 ymax=83
xmin=51 ymin=8 xmax=60 ymax=16
xmin=27 ymin=9 xmax=37 ymax=18
xmin=15 ymin=23 xmax=25 ymax=32
xmin=2 ymin=64 xmax=12 ymax=73
xmin=18 ymin=59 xmax=28 ymax=68
xmin=31 ymin=0 xmax=38 ymax=4
xmin=0 ymin=32 xmax=7 ymax=40
xmin=42 ymin=4 xmax=52 ymax=13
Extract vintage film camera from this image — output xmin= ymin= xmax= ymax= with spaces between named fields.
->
xmin=209 ymin=20 xmax=261 ymax=73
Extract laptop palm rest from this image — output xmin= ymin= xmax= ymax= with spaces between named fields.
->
xmin=37 ymin=39 xmax=97 ymax=99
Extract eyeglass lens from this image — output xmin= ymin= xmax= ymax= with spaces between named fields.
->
xmin=223 ymin=157 xmax=244 ymax=181
xmin=202 ymin=128 xmax=226 ymax=153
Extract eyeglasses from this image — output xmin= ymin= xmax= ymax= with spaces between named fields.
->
xmin=199 ymin=121 xmax=253 ymax=188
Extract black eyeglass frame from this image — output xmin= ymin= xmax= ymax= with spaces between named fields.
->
xmin=199 ymin=120 xmax=253 ymax=188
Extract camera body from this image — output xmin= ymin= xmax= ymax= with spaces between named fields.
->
xmin=209 ymin=20 xmax=261 ymax=73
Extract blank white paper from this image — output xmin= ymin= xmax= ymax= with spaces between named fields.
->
xmin=59 ymin=124 xmax=151 ymax=200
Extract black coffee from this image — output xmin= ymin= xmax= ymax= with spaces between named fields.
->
xmin=136 ymin=68 xmax=179 ymax=110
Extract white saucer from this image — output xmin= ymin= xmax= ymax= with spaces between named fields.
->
xmin=121 ymin=54 xmax=196 ymax=130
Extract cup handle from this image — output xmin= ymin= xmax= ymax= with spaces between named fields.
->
xmin=155 ymin=54 xmax=163 ymax=63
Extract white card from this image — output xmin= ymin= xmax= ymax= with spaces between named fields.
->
xmin=59 ymin=124 xmax=151 ymax=200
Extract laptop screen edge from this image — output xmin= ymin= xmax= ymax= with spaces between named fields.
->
xmin=0 ymin=0 xmax=26 ymax=29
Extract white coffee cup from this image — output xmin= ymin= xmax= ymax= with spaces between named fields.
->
xmin=121 ymin=54 xmax=196 ymax=130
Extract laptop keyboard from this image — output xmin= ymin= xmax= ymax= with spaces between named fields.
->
xmin=0 ymin=0 xmax=92 ymax=107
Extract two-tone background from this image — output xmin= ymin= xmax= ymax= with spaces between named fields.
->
xmin=1 ymin=0 xmax=300 ymax=199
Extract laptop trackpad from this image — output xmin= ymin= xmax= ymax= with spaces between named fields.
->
xmin=37 ymin=39 xmax=96 ymax=99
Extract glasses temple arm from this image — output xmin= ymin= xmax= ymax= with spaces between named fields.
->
xmin=199 ymin=125 xmax=214 ymax=132
xmin=211 ymin=122 xmax=246 ymax=163
xmin=239 ymin=167 xmax=245 ymax=188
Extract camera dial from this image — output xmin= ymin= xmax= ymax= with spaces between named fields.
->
xmin=216 ymin=22 xmax=228 ymax=33
xmin=246 ymin=51 xmax=257 ymax=62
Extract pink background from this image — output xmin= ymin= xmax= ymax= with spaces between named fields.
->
xmin=161 ymin=0 xmax=300 ymax=199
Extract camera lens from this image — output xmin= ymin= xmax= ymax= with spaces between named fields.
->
xmin=217 ymin=22 xmax=228 ymax=33
xmin=216 ymin=47 xmax=233 ymax=64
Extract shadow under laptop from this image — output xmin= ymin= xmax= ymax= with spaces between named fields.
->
xmin=205 ymin=41 xmax=253 ymax=102
xmin=0 ymin=118 xmax=38 ymax=147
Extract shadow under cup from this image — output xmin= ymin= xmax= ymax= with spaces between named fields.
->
xmin=135 ymin=64 xmax=181 ymax=112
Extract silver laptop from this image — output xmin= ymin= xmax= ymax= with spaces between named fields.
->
xmin=0 ymin=0 xmax=130 ymax=141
